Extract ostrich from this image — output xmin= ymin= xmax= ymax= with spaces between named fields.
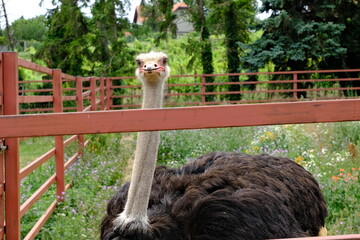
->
xmin=101 ymin=51 xmax=328 ymax=240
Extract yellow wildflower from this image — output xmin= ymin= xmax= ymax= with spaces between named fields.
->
xmin=295 ymin=156 xmax=305 ymax=165
xmin=265 ymin=131 xmax=275 ymax=140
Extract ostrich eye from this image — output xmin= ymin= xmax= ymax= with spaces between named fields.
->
xmin=161 ymin=57 xmax=168 ymax=65
xmin=135 ymin=59 xmax=142 ymax=66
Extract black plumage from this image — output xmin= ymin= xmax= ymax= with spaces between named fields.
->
xmin=101 ymin=152 xmax=327 ymax=240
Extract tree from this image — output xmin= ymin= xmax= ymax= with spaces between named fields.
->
xmin=89 ymin=0 xmax=135 ymax=109
xmin=1 ymin=0 xmax=15 ymax=50
xmin=157 ymin=0 xmax=176 ymax=40
xmin=35 ymin=0 xmax=91 ymax=76
xmin=90 ymin=0 xmax=134 ymax=76
xmin=139 ymin=0 xmax=177 ymax=43
xmin=244 ymin=0 xmax=346 ymax=71
xmin=12 ymin=16 xmax=47 ymax=50
xmin=317 ymin=1 xmax=360 ymax=96
xmin=209 ymin=0 xmax=256 ymax=101
xmin=184 ymin=0 xmax=215 ymax=102
xmin=241 ymin=0 xmax=351 ymax=97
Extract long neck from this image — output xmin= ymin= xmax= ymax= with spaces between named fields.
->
xmin=141 ymin=81 xmax=164 ymax=109
xmin=120 ymin=80 xmax=164 ymax=229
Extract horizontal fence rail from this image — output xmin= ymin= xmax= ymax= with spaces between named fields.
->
xmin=0 ymin=99 xmax=360 ymax=138
xmin=109 ymin=69 xmax=360 ymax=109
xmin=0 ymin=52 xmax=359 ymax=240
xmin=273 ymin=235 xmax=360 ymax=240
xmin=18 ymin=67 xmax=360 ymax=112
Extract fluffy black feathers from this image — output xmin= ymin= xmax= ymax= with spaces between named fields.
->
xmin=101 ymin=152 xmax=327 ymax=240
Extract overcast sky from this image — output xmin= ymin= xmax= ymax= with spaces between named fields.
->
xmin=3 ymin=0 xmax=269 ymax=26
xmin=3 ymin=0 xmax=141 ymax=25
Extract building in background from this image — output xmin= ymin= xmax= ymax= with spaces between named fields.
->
xmin=133 ymin=2 xmax=194 ymax=36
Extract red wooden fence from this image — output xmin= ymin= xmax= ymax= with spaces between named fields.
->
xmin=0 ymin=52 xmax=108 ymax=239
xmin=108 ymin=69 xmax=360 ymax=109
xmin=0 ymin=52 xmax=359 ymax=239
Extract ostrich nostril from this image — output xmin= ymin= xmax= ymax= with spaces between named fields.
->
xmin=143 ymin=65 xmax=147 ymax=68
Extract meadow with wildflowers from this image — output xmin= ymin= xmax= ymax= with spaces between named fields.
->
xmin=20 ymin=122 xmax=359 ymax=239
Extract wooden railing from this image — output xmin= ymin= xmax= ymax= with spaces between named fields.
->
xmin=0 ymin=52 xmax=359 ymax=239
xmin=0 ymin=53 xmax=108 ymax=239
xmin=18 ymin=68 xmax=360 ymax=111
xmin=109 ymin=69 xmax=360 ymax=109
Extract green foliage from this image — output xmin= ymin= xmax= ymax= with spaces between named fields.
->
xmin=242 ymin=0 xmax=360 ymax=96
xmin=183 ymin=0 xmax=215 ymax=101
xmin=12 ymin=16 xmax=47 ymax=42
xmin=324 ymin=169 xmax=360 ymax=235
xmin=238 ymin=0 xmax=360 ymax=98
xmin=139 ymin=0 xmax=176 ymax=43
xmin=88 ymin=0 xmax=134 ymax=76
xmin=35 ymin=0 xmax=91 ymax=76
xmin=208 ymin=0 xmax=256 ymax=100
xmin=32 ymin=0 xmax=135 ymax=79
xmin=242 ymin=3 xmax=347 ymax=72
xmin=9 ymin=0 xmax=360 ymax=100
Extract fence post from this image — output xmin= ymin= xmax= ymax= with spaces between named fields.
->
xmin=90 ymin=77 xmax=96 ymax=111
xmin=293 ymin=73 xmax=298 ymax=100
xmin=201 ymin=75 xmax=206 ymax=105
xmin=0 ymin=54 xmax=3 ymax=115
xmin=106 ymin=78 xmax=112 ymax=110
xmin=100 ymin=77 xmax=105 ymax=110
xmin=76 ymin=77 xmax=85 ymax=154
xmin=76 ymin=77 xmax=84 ymax=112
xmin=0 ymin=53 xmax=4 ymax=240
xmin=53 ymin=69 xmax=65 ymax=202
xmin=3 ymin=52 xmax=20 ymax=240
xmin=0 ymin=138 xmax=4 ymax=240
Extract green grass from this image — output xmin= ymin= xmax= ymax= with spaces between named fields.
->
xmin=18 ymin=123 xmax=359 ymax=239
xmin=20 ymin=137 xmax=55 ymax=168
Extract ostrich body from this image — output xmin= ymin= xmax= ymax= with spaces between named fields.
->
xmin=101 ymin=52 xmax=327 ymax=240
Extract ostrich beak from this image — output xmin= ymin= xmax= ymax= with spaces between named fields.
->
xmin=142 ymin=63 xmax=165 ymax=73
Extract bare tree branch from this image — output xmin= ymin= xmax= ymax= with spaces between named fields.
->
xmin=1 ymin=0 xmax=15 ymax=50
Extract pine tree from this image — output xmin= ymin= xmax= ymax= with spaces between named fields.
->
xmin=90 ymin=0 xmax=133 ymax=76
xmin=241 ymin=0 xmax=351 ymax=97
xmin=185 ymin=0 xmax=215 ymax=102
xmin=209 ymin=0 xmax=256 ymax=101
xmin=35 ymin=0 xmax=90 ymax=76
xmin=243 ymin=0 xmax=347 ymax=72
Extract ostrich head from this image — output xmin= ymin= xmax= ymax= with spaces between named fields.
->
xmin=135 ymin=51 xmax=170 ymax=86
xmin=134 ymin=51 xmax=170 ymax=109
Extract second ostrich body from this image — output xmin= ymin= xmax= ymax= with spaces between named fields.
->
xmin=101 ymin=52 xmax=327 ymax=240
